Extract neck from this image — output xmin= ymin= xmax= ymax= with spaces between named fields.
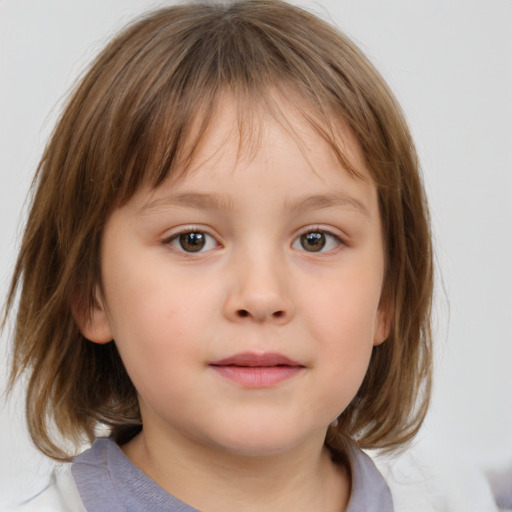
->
xmin=122 ymin=426 xmax=350 ymax=512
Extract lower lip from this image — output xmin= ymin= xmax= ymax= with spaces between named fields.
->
xmin=210 ymin=365 xmax=303 ymax=388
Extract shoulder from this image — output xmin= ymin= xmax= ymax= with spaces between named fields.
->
xmin=2 ymin=465 xmax=86 ymax=512
xmin=371 ymin=443 xmax=499 ymax=512
xmin=346 ymin=445 xmax=394 ymax=512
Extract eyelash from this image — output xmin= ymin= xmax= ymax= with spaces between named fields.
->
xmin=163 ymin=227 xmax=345 ymax=254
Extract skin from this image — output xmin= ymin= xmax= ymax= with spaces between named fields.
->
xmin=78 ymin=98 xmax=390 ymax=512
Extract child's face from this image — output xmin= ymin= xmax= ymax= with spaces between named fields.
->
xmin=83 ymin=98 xmax=390 ymax=456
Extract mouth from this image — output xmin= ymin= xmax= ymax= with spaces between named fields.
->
xmin=209 ymin=352 xmax=305 ymax=388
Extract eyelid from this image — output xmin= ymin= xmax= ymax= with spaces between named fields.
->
xmin=295 ymin=225 xmax=347 ymax=241
xmin=161 ymin=224 xmax=219 ymax=240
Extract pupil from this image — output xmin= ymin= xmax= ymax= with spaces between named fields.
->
xmin=179 ymin=232 xmax=205 ymax=252
xmin=301 ymin=232 xmax=325 ymax=252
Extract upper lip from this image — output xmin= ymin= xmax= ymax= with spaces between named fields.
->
xmin=210 ymin=352 xmax=304 ymax=367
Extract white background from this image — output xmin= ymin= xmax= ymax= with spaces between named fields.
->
xmin=1 ymin=0 xmax=511 ymax=506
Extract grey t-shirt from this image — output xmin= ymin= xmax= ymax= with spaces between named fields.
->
xmin=72 ymin=437 xmax=394 ymax=512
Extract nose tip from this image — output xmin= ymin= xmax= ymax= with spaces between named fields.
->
xmin=224 ymin=276 xmax=294 ymax=325
xmin=223 ymin=249 xmax=295 ymax=324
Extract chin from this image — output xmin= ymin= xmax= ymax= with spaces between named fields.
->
xmin=205 ymin=422 xmax=325 ymax=458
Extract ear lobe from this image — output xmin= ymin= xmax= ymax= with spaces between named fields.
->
xmin=72 ymin=289 xmax=113 ymax=344
xmin=373 ymin=303 xmax=393 ymax=346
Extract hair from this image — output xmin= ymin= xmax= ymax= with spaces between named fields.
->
xmin=4 ymin=0 xmax=433 ymax=461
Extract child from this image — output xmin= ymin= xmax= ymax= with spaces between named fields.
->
xmin=4 ymin=1 xmax=435 ymax=510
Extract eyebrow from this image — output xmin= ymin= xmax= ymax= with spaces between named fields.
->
xmin=138 ymin=191 xmax=369 ymax=216
xmin=138 ymin=192 xmax=235 ymax=215
xmin=285 ymin=192 xmax=370 ymax=217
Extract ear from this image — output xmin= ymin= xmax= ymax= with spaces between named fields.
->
xmin=373 ymin=300 xmax=393 ymax=346
xmin=72 ymin=287 xmax=113 ymax=344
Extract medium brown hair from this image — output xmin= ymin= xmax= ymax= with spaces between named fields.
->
xmin=4 ymin=0 xmax=433 ymax=461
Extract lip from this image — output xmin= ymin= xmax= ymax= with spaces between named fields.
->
xmin=209 ymin=352 xmax=305 ymax=388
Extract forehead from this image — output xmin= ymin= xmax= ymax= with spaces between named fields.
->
xmin=149 ymin=92 xmax=369 ymax=191
xmin=130 ymin=94 xmax=377 ymax=218
xmin=107 ymin=83 xmax=373 ymax=213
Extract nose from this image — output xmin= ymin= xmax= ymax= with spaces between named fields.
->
xmin=223 ymin=251 xmax=295 ymax=325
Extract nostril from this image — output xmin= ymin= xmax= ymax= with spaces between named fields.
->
xmin=234 ymin=309 xmax=286 ymax=320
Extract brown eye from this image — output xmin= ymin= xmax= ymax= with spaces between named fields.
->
xmin=169 ymin=231 xmax=217 ymax=253
xmin=300 ymin=232 xmax=326 ymax=252
xmin=179 ymin=232 xmax=205 ymax=252
xmin=292 ymin=230 xmax=342 ymax=253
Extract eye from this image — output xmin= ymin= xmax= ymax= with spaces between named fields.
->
xmin=292 ymin=230 xmax=342 ymax=253
xmin=168 ymin=230 xmax=218 ymax=253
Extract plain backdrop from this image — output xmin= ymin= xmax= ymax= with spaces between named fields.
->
xmin=1 ymin=0 xmax=511 ymax=505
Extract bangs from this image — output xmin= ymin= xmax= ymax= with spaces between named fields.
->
xmin=79 ymin=2 xmax=372 ymax=208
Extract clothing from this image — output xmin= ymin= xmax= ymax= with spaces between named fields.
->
xmin=4 ymin=436 xmax=502 ymax=512
xmin=486 ymin=462 xmax=512 ymax=510
xmin=4 ymin=437 xmax=394 ymax=512
xmin=2 ymin=467 xmax=86 ymax=512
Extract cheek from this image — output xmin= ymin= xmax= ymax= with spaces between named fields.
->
xmin=301 ymin=269 xmax=383 ymax=346
xmin=101 ymin=258 xmax=216 ymax=390
xmin=299 ymin=270 xmax=382 ymax=402
xmin=104 ymin=244 xmax=214 ymax=333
